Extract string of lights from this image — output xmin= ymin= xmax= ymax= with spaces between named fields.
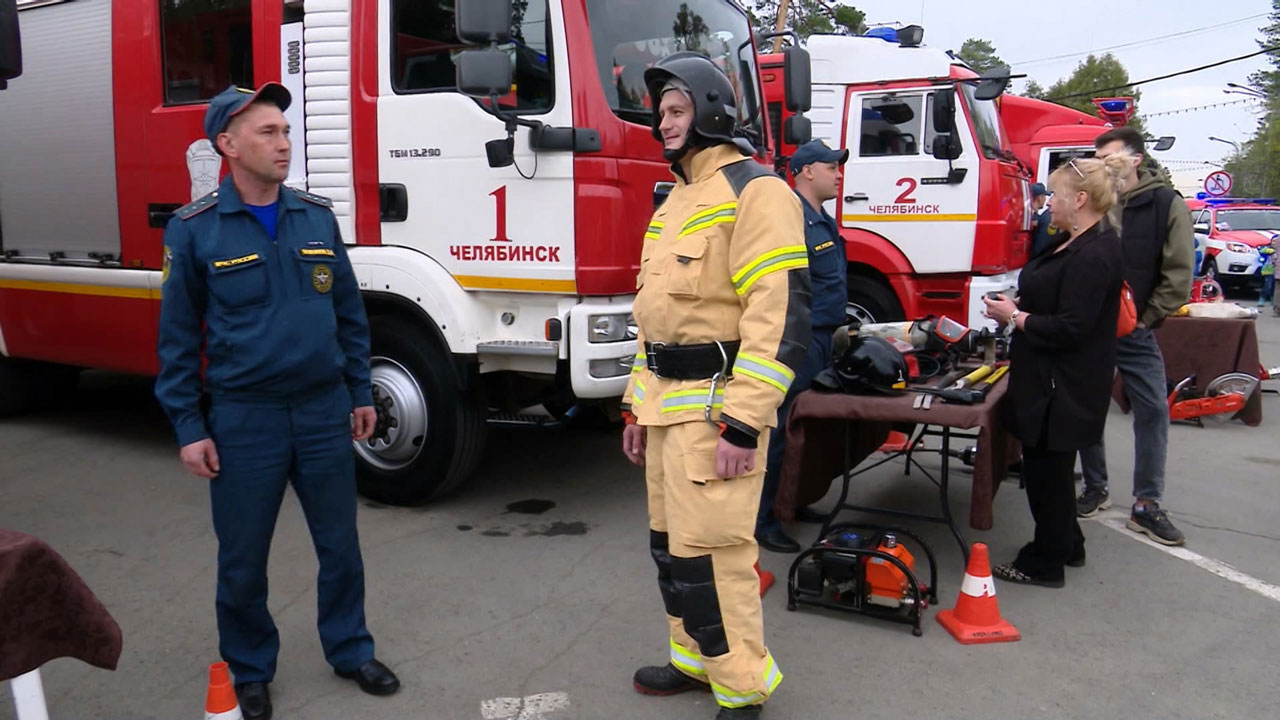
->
xmin=1145 ymin=98 xmax=1257 ymax=118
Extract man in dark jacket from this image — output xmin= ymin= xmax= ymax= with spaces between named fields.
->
xmin=755 ymin=140 xmax=849 ymax=554
xmin=1077 ymin=127 xmax=1194 ymax=546
xmin=1030 ymin=183 xmax=1063 ymax=257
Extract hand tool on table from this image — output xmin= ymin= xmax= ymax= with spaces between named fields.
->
xmin=913 ymin=368 xmax=967 ymax=410
xmin=910 ymin=363 xmax=1006 ymax=405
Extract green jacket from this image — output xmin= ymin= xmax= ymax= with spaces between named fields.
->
xmin=1106 ymin=171 xmax=1195 ymax=326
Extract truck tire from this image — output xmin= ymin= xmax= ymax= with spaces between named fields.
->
xmin=847 ymin=279 xmax=905 ymax=325
xmin=354 ymin=316 xmax=487 ymax=505
xmin=0 ymin=357 xmax=37 ymax=416
xmin=0 ymin=358 xmax=79 ymax=416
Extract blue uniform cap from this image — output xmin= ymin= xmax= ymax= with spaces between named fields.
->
xmin=790 ymin=139 xmax=849 ymax=175
xmin=1031 ymin=182 xmax=1048 ymax=197
xmin=204 ymin=83 xmax=292 ymax=146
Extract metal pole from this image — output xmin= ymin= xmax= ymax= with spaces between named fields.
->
xmin=771 ymin=0 xmax=790 ymax=54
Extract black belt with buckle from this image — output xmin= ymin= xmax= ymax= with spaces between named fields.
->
xmin=644 ymin=340 xmax=740 ymax=380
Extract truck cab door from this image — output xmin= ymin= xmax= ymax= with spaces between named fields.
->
xmin=376 ymin=0 xmax=575 ymax=295
xmin=841 ymin=88 xmax=979 ymax=274
xmin=114 ymin=0 xmax=284 ymax=271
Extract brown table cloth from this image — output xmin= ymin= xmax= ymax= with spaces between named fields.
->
xmin=778 ymin=378 xmax=1014 ymax=531
xmin=0 ymin=529 xmax=123 ymax=681
xmin=1113 ymin=317 xmax=1263 ymax=426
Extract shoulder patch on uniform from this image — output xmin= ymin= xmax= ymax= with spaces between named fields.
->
xmin=175 ymin=191 xmax=220 ymax=220
xmin=291 ymin=187 xmax=334 ymax=208
xmin=720 ymin=159 xmax=778 ymax=197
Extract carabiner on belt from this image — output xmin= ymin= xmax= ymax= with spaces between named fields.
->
xmin=705 ymin=341 xmax=731 ymax=424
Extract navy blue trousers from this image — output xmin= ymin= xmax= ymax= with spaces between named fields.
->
xmin=207 ymin=383 xmax=374 ymax=684
xmin=757 ymin=329 xmax=836 ymax=535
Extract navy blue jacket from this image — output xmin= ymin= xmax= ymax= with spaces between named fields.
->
xmin=1031 ymin=208 xmax=1063 ymax=258
xmin=155 ymin=176 xmax=373 ymax=446
xmin=799 ymin=193 xmax=848 ymax=328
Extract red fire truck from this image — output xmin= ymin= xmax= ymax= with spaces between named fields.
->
xmin=0 ymin=0 xmax=809 ymax=504
xmin=760 ymin=29 xmax=1030 ymax=326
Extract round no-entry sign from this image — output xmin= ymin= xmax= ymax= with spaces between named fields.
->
xmin=1205 ymin=171 xmax=1233 ymax=197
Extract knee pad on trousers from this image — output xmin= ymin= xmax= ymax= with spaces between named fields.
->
xmin=671 ymin=554 xmax=729 ymax=657
xmin=650 ymin=531 xmax=682 ymax=618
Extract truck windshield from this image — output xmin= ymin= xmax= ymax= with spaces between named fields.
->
xmin=585 ymin=0 xmax=764 ymax=148
xmin=960 ymin=82 xmax=1005 ymax=161
xmin=1216 ymin=210 xmax=1280 ymax=231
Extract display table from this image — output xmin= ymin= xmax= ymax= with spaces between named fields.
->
xmin=1 ymin=529 xmax=122 ymax=719
xmin=777 ymin=378 xmax=1016 ymax=561
xmin=1114 ymin=317 xmax=1263 ymax=425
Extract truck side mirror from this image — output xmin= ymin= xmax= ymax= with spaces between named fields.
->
xmin=456 ymin=0 xmax=512 ymax=45
xmin=932 ymin=134 xmax=961 ymax=161
xmin=783 ymin=45 xmax=811 ymax=113
xmin=973 ymin=65 xmax=1010 ymax=101
xmin=0 ymin=0 xmax=22 ymax=88
xmin=456 ymin=49 xmax=512 ymax=99
xmin=933 ymin=88 xmax=955 ymax=134
xmin=1193 ymin=223 xmax=1210 ymax=235
xmin=784 ymin=115 xmax=811 ymax=145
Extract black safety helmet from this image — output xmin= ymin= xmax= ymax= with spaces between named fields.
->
xmin=824 ymin=336 xmax=910 ymax=395
xmin=644 ymin=52 xmax=744 ymax=160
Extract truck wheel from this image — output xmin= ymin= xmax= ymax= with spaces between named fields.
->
xmin=847 ymin=280 xmax=904 ymax=325
xmin=354 ymin=316 xmax=487 ymax=505
xmin=0 ymin=359 xmax=79 ymax=416
xmin=0 ymin=357 xmax=37 ymax=416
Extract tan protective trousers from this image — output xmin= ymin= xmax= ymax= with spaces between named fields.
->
xmin=644 ymin=421 xmax=783 ymax=709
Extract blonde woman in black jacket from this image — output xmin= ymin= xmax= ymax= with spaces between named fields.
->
xmin=982 ymin=154 xmax=1131 ymax=587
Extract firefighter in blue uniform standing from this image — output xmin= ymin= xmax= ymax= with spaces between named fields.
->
xmin=155 ymin=84 xmax=399 ymax=720
xmin=755 ymin=140 xmax=849 ymax=553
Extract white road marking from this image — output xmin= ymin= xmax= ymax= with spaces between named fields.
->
xmin=480 ymin=692 xmax=571 ymax=720
xmin=1092 ymin=511 xmax=1280 ymax=603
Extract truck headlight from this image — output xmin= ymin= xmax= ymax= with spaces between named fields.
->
xmin=588 ymin=313 xmax=638 ymax=343
xmin=1227 ymin=242 xmax=1250 ymax=253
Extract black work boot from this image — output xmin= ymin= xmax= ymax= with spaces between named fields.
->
xmin=716 ymin=704 xmax=763 ymax=719
xmin=633 ymin=663 xmax=708 ymax=696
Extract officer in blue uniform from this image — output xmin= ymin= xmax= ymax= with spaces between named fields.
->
xmin=755 ymin=140 xmax=850 ymax=553
xmin=155 ymin=84 xmax=399 ymax=720
xmin=1030 ymin=182 xmax=1063 ymax=257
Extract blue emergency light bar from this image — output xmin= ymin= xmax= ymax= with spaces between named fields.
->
xmin=1204 ymin=198 xmax=1277 ymax=206
xmin=1096 ymin=99 xmax=1132 ymax=113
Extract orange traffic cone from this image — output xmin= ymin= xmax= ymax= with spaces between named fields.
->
xmin=936 ymin=543 xmax=1021 ymax=644
xmin=755 ymin=562 xmax=775 ymax=597
xmin=204 ymin=661 xmax=242 ymax=720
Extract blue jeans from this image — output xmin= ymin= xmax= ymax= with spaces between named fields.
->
xmin=208 ymin=384 xmax=375 ymax=684
xmin=1262 ymin=275 xmax=1275 ymax=302
xmin=1079 ymin=327 xmax=1168 ymax=502
xmin=757 ymin=329 xmax=835 ymax=535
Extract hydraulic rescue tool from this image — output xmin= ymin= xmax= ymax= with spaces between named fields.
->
xmin=787 ymin=525 xmax=938 ymax=636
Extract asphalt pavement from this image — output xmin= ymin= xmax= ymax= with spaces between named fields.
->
xmin=3 ymin=313 xmax=1279 ymax=719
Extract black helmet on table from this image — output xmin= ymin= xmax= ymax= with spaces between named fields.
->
xmin=644 ymin=52 xmax=751 ymax=161
xmin=815 ymin=336 xmax=909 ymax=395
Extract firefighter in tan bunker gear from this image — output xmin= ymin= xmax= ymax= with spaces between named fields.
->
xmin=620 ymin=53 xmax=811 ymax=720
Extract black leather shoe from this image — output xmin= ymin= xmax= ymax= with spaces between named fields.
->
xmin=715 ymin=704 xmax=763 ymax=719
xmin=633 ymin=663 xmax=708 ymax=696
xmin=756 ymin=527 xmax=801 ymax=554
xmin=793 ymin=506 xmax=828 ymax=524
xmin=335 ymin=659 xmax=401 ymax=696
xmin=234 ymin=682 xmax=272 ymax=720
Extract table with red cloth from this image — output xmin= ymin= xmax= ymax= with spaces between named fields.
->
xmin=1113 ymin=316 xmax=1263 ymax=426
xmin=776 ymin=378 xmax=1016 ymax=561
xmin=0 ymin=529 xmax=123 ymax=683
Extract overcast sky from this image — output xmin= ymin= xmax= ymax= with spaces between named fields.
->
xmin=845 ymin=0 xmax=1273 ymax=195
